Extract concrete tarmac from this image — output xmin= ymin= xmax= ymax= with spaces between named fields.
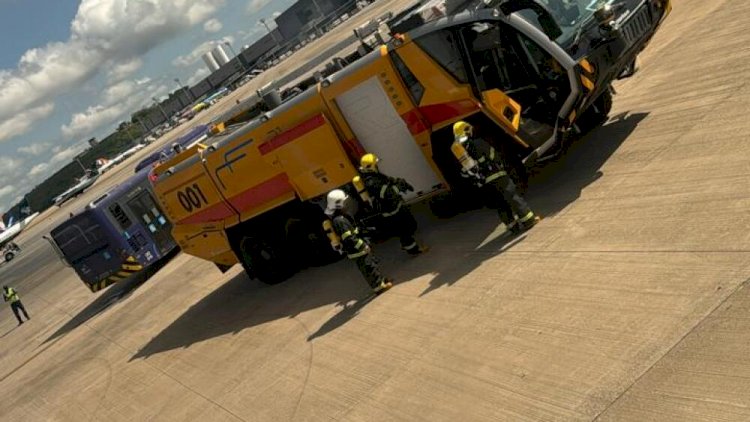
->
xmin=2 ymin=0 xmax=750 ymax=420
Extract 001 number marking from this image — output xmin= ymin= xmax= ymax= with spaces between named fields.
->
xmin=177 ymin=184 xmax=209 ymax=212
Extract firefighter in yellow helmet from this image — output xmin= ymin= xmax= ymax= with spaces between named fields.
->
xmin=325 ymin=189 xmax=393 ymax=294
xmin=357 ymin=153 xmax=428 ymax=256
xmin=452 ymin=121 xmax=540 ymax=234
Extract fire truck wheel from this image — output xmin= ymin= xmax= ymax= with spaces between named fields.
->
xmin=239 ymin=236 xmax=295 ymax=284
xmin=578 ymin=89 xmax=613 ymax=134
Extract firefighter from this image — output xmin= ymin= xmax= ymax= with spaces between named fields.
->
xmin=324 ymin=189 xmax=393 ymax=294
xmin=355 ymin=153 xmax=428 ymax=256
xmin=3 ymin=285 xmax=30 ymax=325
xmin=452 ymin=121 xmax=541 ymax=234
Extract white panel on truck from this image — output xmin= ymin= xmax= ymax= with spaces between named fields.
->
xmin=335 ymin=77 xmax=442 ymax=201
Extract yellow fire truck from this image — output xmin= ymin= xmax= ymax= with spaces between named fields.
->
xmin=151 ymin=0 xmax=671 ymax=283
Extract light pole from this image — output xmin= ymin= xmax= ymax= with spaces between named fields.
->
xmin=135 ymin=116 xmax=149 ymax=133
xmin=174 ymin=77 xmax=194 ymax=102
xmin=152 ymin=97 xmax=169 ymax=121
xmin=223 ymin=40 xmax=248 ymax=73
xmin=309 ymin=0 xmax=325 ymax=35
xmin=259 ymin=18 xmax=278 ymax=42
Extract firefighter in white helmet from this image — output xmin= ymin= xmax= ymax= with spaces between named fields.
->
xmin=452 ymin=121 xmax=540 ymax=234
xmin=355 ymin=153 xmax=428 ymax=256
xmin=325 ymin=189 xmax=393 ymax=294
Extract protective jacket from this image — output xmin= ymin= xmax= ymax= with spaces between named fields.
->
xmin=459 ymin=136 xmax=508 ymax=187
xmin=361 ymin=172 xmax=412 ymax=217
xmin=330 ymin=211 xmax=369 ymax=259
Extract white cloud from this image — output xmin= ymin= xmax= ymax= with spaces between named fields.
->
xmin=28 ymin=163 xmax=49 ymax=177
xmin=172 ymin=36 xmax=235 ymax=67
xmin=61 ymin=79 xmax=168 ymax=140
xmin=173 ymin=40 xmax=216 ymax=67
xmin=187 ymin=67 xmax=210 ymax=85
xmin=18 ymin=142 xmax=52 ymax=156
xmin=0 ymin=0 xmax=226 ymax=130
xmin=204 ymin=18 xmax=223 ymax=33
xmin=25 ymin=142 xmax=86 ymax=179
xmin=247 ymin=0 xmax=274 ymax=14
xmin=0 ymin=157 xmax=22 ymax=176
xmin=0 ymin=103 xmax=55 ymax=143
xmin=0 ymin=186 xmax=14 ymax=200
xmin=107 ymin=57 xmax=143 ymax=82
xmin=102 ymin=80 xmax=139 ymax=105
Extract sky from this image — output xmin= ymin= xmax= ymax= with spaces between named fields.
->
xmin=0 ymin=0 xmax=298 ymax=213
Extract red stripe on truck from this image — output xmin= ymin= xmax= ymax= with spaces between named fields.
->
xmin=259 ymin=114 xmax=326 ymax=155
xmin=227 ymin=173 xmax=294 ymax=212
xmin=400 ymin=100 xmax=480 ymax=135
xmin=177 ymin=201 xmax=236 ymax=225
xmin=177 ymin=174 xmax=293 ymax=225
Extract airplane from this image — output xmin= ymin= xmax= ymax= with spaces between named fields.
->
xmin=53 ymin=172 xmax=100 ymax=206
xmin=96 ymin=143 xmax=147 ymax=174
xmin=0 ymin=212 xmax=40 ymax=248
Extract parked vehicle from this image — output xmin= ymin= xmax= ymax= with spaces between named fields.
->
xmin=47 ymin=168 xmax=178 ymax=292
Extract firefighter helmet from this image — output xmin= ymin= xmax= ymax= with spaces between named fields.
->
xmin=359 ymin=153 xmax=379 ymax=172
xmin=325 ymin=189 xmax=348 ymax=215
xmin=453 ymin=121 xmax=473 ymax=141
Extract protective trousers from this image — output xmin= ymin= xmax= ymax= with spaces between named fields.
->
xmin=353 ymin=253 xmax=385 ymax=289
xmin=384 ymin=208 xmax=420 ymax=254
xmin=482 ymin=175 xmax=533 ymax=227
xmin=10 ymin=301 xmax=29 ymax=324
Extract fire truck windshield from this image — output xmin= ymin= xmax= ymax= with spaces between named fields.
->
xmin=516 ymin=0 xmax=610 ymax=49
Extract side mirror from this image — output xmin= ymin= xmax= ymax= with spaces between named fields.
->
xmin=499 ymin=0 xmax=563 ymax=40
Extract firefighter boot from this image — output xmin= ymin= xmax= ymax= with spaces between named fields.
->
xmin=519 ymin=213 xmax=541 ymax=232
xmin=406 ymin=243 xmax=430 ymax=256
xmin=372 ymin=278 xmax=394 ymax=295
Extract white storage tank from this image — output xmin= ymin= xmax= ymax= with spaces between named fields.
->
xmin=202 ymin=51 xmax=220 ymax=72
xmin=212 ymin=45 xmax=231 ymax=66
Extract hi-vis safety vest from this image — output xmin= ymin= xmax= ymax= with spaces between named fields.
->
xmin=4 ymin=288 xmax=19 ymax=303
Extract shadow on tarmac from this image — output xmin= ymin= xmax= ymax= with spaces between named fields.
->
xmin=129 ymin=111 xmax=647 ymax=355
xmin=43 ymin=250 xmax=179 ymax=345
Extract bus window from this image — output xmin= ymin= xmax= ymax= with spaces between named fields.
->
xmin=53 ymin=217 xmax=110 ymax=264
xmin=128 ymin=191 xmax=173 ymax=255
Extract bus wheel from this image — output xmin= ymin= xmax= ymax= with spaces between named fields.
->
xmin=238 ymin=236 xmax=295 ymax=284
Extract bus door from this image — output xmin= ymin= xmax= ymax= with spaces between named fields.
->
xmin=459 ymin=21 xmax=572 ymax=149
xmin=128 ymin=191 xmax=174 ymax=256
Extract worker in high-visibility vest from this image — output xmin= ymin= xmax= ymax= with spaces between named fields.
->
xmin=452 ymin=121 xmax=541 ymax=234
xmin=354 ymin=153 xmax=428 ymax=256
xmin=324 ymin=189 xmax=393 ymax=294
xmin=3 ymin=286 xmax=30 ymax=325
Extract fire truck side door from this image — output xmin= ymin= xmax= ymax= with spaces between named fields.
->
xmin=460 ymin=21 xmax=568 ymax=149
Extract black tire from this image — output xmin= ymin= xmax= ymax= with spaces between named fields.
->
xmin=577 ymin=89 xmax=613 ymax=134
xmin=238 ymin=236 xmax=296 ymax=284
xmin=285 ymin=217 xmax=342 ymax=268
xmin=5 ymin=252 xmax=14 ymax=262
